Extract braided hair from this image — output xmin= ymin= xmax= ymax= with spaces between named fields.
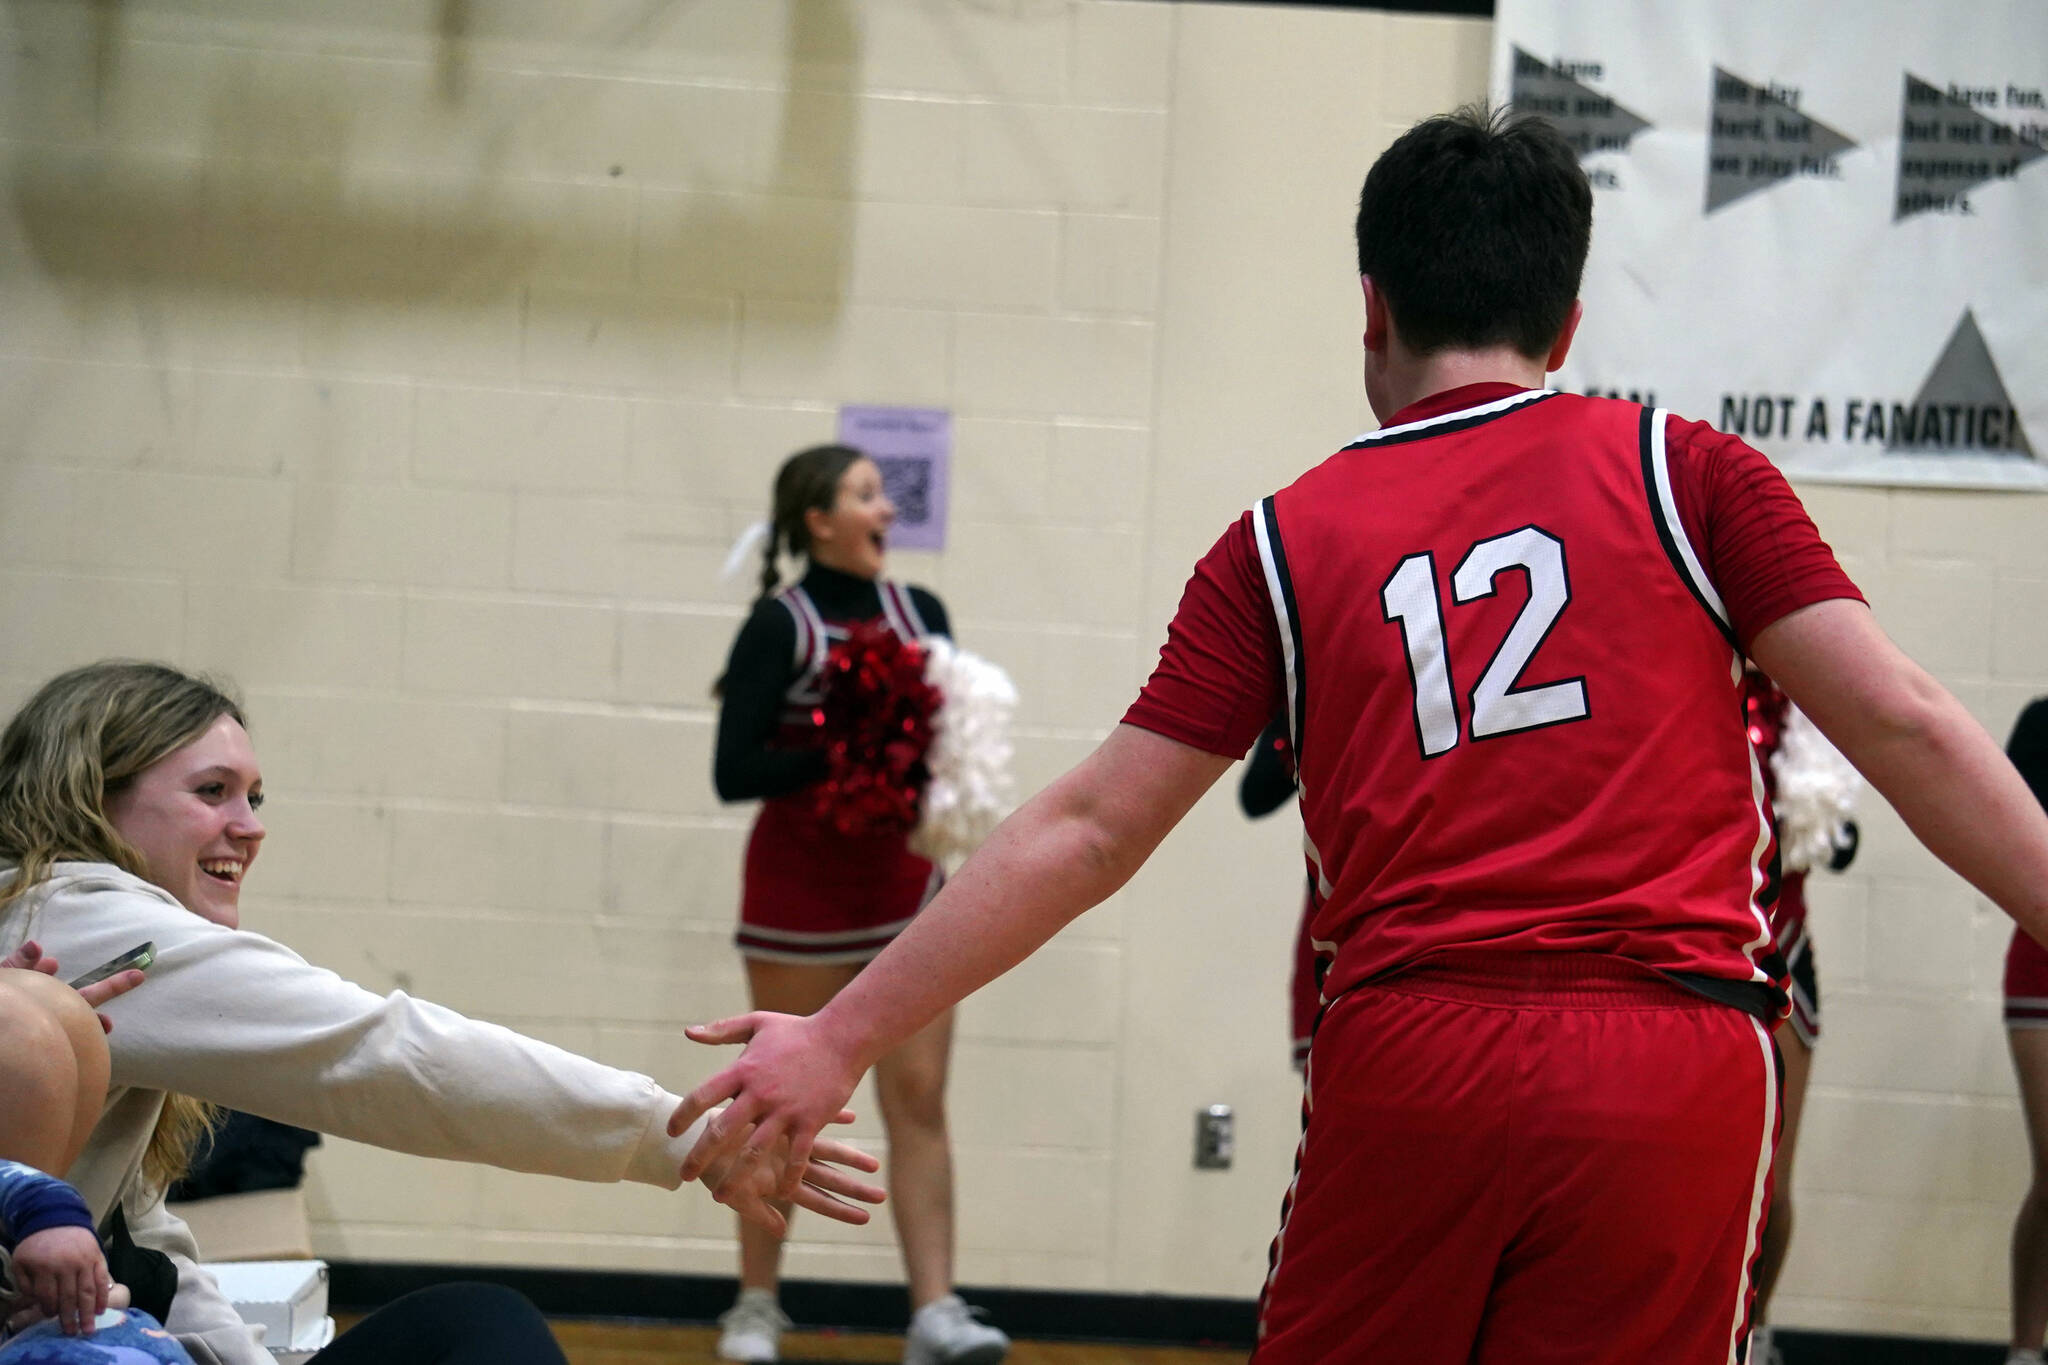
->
xmin=713 ymin=444 xmax=868 ymax=697
xmin=752 ymin=444 xmax=867 ymax=608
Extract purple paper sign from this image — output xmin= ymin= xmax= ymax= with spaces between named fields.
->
xmin=838 ymin=405 xmax=950 ymax=551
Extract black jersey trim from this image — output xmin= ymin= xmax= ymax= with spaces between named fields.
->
xmin=1339 ymin=388 xmax=1560 ymax=452
xmin=1254 ymin=496 xmax=1308 ymax=763
xmin=1638 ymin=406 xmax=1740 ymax=650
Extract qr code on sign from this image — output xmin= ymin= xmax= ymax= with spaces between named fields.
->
xmin=876 ymin=456 xmax=932 ymax=525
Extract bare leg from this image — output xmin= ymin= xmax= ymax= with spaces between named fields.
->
xmin=2010 ymin=1027 xmax=2048 ymax=1353
xmin=0 ymin=969 xmax=110 ymax=1176
xmin=873 ymin=1007 xmax=958 ymax=1311
xmin=735 ymin=959 xmax=861 ymax=1294
xmin=1753 ymin=1024 xmax=1812 ymax=1324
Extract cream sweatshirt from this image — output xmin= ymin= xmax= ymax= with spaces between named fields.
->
xmin=1 ymin=863 xmax=708 ymax=1365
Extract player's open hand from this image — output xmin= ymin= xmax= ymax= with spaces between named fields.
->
xmin=9 ymin=1225 xmax=113 ymax=1336
xmin=669 ymin=1011 xmax=866 ymax=1203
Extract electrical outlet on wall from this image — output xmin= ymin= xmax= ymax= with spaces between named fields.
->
xmin=1195 ymin=1104 xmax=1234 ymax=1170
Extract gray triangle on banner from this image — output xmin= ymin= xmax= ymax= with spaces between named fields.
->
xmin=1886 ymin=310 xmax=2033 ymax=458
xmin=1510 ymin=47 xmax=1653 ymax=160
xmin=1705 ymin=66 xmax=1858 ymax=213
xmin=1896 ymin=74 xmax=2048 ymax=221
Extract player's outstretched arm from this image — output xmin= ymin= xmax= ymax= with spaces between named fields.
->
xmin=671 ymin=724 xmax=1232 ymax=1195
xmin=1751 ymin=598 xmax=2048 ymax=939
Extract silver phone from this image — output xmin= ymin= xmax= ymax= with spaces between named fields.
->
xmin=69 ymin=941 xmax=154 ymax=990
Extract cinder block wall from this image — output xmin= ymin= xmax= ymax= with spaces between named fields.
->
xmin=1774 ymin=484 xmax=2048 ymax=1340
xmin=1 ymin=0 xmax=2042 ymax=1335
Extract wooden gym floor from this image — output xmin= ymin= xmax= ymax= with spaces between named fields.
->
xmin=346 ymin=1315 xmax=1244 ymax=1363
xmin=549 ymin=1321 xmax=1243 ymax=1363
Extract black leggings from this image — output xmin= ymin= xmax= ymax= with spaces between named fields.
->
xmin=308 ymin=1283 xmax=568 ymax=1365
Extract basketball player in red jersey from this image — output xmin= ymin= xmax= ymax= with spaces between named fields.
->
xmin=669 ymin=107 xmax=2048 ymax=1363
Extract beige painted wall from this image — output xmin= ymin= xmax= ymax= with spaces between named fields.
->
xmin=0 ymin=0 xmax=2043 ymax=1339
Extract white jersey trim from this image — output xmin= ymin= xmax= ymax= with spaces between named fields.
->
xmin=1344 ymin=387 xmax=1555 ymax=446
xmin=1303 ymin=831 xmax=1334 ymax=902
xmin=1251 ymin=498 xmax=1303 ymax=784
xmin=1259 ymin=1048 xmax=1315 ymax=1342
xmin=1725 ymin=1015 xmax=1780 ymax=1364
xmin=1647 ymin=409 xmax=1733 ymax=633
xmin=1739 ymin=711 xmax=1775 ymax=982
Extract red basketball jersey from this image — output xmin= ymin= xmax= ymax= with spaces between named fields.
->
xmin=1255 ymin=389 xmax=1778 ymax=1004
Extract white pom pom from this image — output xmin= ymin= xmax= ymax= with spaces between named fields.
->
xmin=911 ymin=639 xmax=1019 ymax=865
xmin=1771 ymin=702 xmax=1861 ymax=873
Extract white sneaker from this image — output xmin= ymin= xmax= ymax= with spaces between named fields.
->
xmin=904 ymin=1294 xmax=1009 ymax=1365
xmin=716 ymin=1288 xmax=790 ymax=1363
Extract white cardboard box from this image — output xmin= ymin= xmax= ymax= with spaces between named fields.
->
xmin=272 ymin=1313 xmax=336 ymax=1364
xmin=200 ymin=1259 xmax=329 ymax=1358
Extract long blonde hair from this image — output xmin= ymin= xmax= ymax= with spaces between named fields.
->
xmin=0 ymin=661 xmax=247 ymax=1189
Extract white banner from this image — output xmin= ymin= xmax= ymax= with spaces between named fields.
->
xmin=1491 ymin=2 xmax=2047 ymax=490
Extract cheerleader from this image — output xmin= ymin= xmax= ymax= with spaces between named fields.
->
xmin=2004 ymin=700 xmax=2048 ymax=1365
xmin=1237 ymin=715 xmax=1318 ymax=1071
xmin=1742 ymin=668 xmax=1860 ymax=1365
xmin=711 ymin=446 xmax=1008 ymax=1365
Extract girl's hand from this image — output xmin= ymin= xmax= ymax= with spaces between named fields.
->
xmin=697 ymin=1125 xmax=885 ymax=1236
xmin=9 ymin=1225 xmax=113 ymax=1336
xmin=0 ymin=940 xmax=56 ymax=975
xmin=74 ymin=969 xmax=147 ymax=1030
xmin=0 ymin=942 xmax=145 ymax=1031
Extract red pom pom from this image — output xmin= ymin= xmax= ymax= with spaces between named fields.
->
xmin=808 ymin=623 xmax=938 ymax=837
xmin=1741 ymin=669 xmax=1788 ymax=758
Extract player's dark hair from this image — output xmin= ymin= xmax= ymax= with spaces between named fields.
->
xmin=1354 ymin=104 xmax=1592 ymax=360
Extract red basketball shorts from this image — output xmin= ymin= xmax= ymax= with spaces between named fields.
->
xmin=1254 ymin=952 xmax=1780 ymax=1365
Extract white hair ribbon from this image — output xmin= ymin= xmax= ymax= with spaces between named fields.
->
xmin=720 ymin=519 xmax=773 ymax=583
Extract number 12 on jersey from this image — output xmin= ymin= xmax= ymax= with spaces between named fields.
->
xmin=1381 ymin=525 xmax=1590 ymax=758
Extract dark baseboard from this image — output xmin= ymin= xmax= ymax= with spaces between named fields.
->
xmin=1770 ymin=1330 xmax=2003 ymax=1364
xmin=327 ymin=1264 xmax=1254 ymax=1348
xmin=1160 ymin=0 xmax=1495 ymax=14
xmin=328 ymin=1263 xmax=2007 ymax=1360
